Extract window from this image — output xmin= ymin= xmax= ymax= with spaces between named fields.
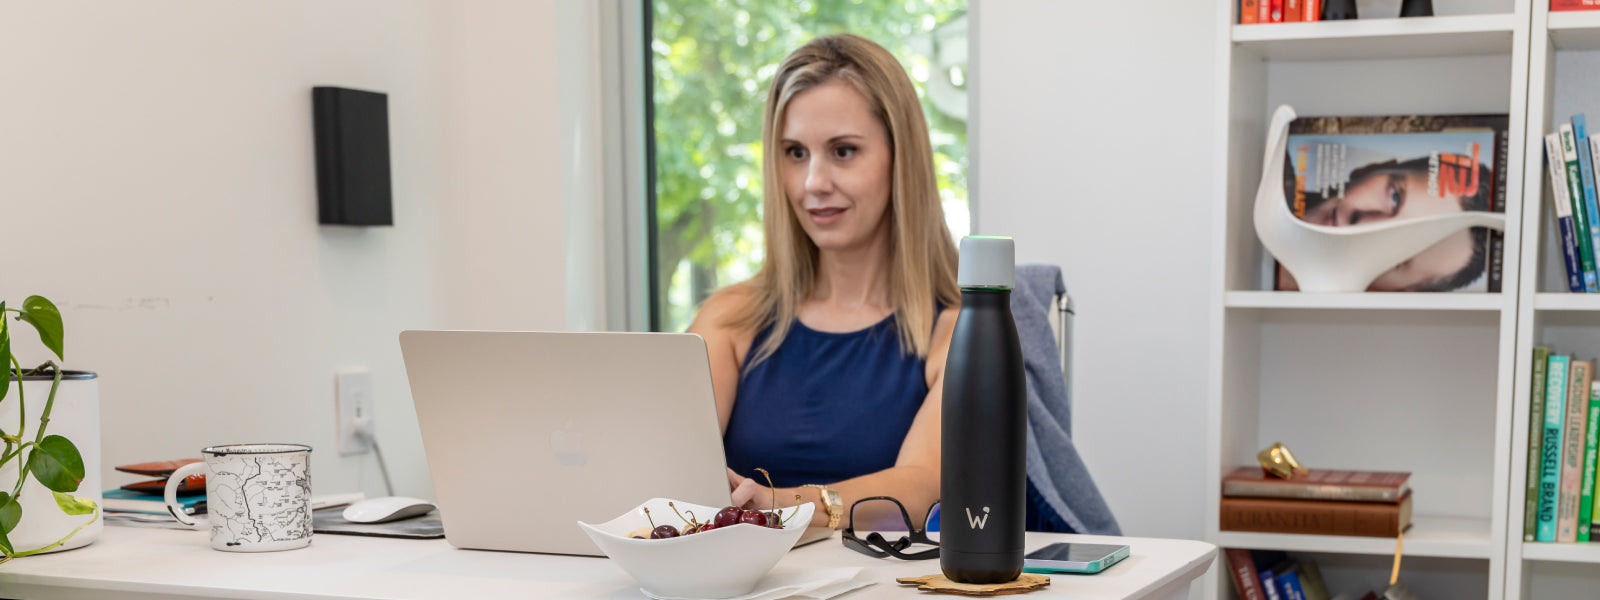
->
xmin=647 ymin=0 xmax=969 ymax=332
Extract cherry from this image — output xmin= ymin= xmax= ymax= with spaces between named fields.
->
xmin=713 ymin=506 xmax=743 ymax=528
xmin=651 ymin=525 xmax=679 ymax=539
xmin=700 ymin=523 xmax=719 ymax=532
xmin=740 ymin=510 xmax=768 ymax=527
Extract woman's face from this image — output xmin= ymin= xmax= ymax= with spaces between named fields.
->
xmin=1305 ymin=170 xmax=1476 ymax=291
xmin=779 ymin=79 xmax=893 ymax=253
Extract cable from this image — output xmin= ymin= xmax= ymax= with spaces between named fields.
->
xmin=353 ymin=416 xmax=395 ymax=497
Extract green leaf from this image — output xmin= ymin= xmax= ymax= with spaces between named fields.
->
xmin=0 ymin=492 xmax=20 ymax=535
xmin=52 ymin=491 xmax=96 ymax=516
xmin=27 ymin=435 xmax=84 ymax=493
xmin=17 ymin=295 xmax=63 ymax=361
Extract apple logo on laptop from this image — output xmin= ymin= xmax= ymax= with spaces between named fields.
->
xmin=550 ymin=419 xmax=587 ymax=467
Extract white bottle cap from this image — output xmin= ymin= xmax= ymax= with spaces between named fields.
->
xmin=957 ymin=236 xmax=1014 ymax=290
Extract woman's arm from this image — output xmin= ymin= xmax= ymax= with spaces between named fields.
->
xmin=687 ymin=287 xmax=756 ymax=434
xmin=730 ymin=307 xmax=957 ymax=529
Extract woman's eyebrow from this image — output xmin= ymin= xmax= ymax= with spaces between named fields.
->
xmin=780 ymin=134 xmax=866 ymax=145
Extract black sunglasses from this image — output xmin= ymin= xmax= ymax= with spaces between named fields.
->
xmin=841 ymin=496 xmax=939 ymax=560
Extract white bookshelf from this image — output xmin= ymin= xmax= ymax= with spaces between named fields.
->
xmin=1504 ymin=3 xmax=1600 ymax=599
xmin=1208 ymin=2 xmax=1530 ymax=599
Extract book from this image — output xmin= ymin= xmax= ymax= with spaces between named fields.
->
xmin=1558 ymin=359 xmax=1593 ymax=542
xmin=1274 ymin=562 xmax=1308 ymax=600
xmin=1547 ymin=133 xmax=1586 ymax=292
xmin=1253 ymin=550 xmax=1289 ymax=600
xmin=1573 ymin=115 xmax=1600 ymax=291
xmin=1553 ymin=0 xmax=1600 ymax=11
xmin=1284 ymin=0 xmax=1303 ymax=22
xmin=1580 ymin=379 xmax=1600 ymax=542
xmin=1539 ymin=354 xmax=1571 ymax=541
xmin=1276 ymin=114 xmax=1509 ymax=293
xmin=1298 ymin=558 xmax=1331 ymax=600
xmin=1305 ymin=0 xmax=1321 ymax=21
xmin=1526 ymin=346 xmax=1551 ymax=541
xmin=1560 ymin=124 xmax=1599 ymax=292
xmin=1242 ymin=0 xmax=1260 ymax=24
xmin=1225 ymin=548 xmax=1269 ymax=600
xmin=1260 ymin=0 xmax=1271 ymax=23
xmin=1270 ymin=0 xmax=1283 ymax=22
xmin=102 ymin=488 xmax=204 ymax=516
xmin=1223 ymin=467 xmax=1410 ymax=503
xmin=1219 ymin=491 xmax=1413 ymax=537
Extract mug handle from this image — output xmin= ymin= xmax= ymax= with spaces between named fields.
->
xmin=163 ymin=462 xmax=207 ymax=530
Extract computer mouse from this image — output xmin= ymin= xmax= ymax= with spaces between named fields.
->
xmin=342 ymin=496 xmax=436 ymax=524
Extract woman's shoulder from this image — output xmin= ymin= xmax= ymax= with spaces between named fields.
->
xmin=694 ymin=283 xmax=760 ymax=328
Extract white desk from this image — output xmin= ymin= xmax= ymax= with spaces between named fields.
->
xmin=0 ymin=526 xmax=1215 ymax=600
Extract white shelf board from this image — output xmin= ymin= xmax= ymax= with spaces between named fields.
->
xmin=1550 ymin=11 xmax=1600 ymax=51
xmin=1534 ymin=292 xmax=1600 ymax=311
xmin=1232 ymin=14 xmax=1517 ymax=61
xmin=1225 ymin=291 xmax=1506 ymax=311
xmin=1216 ymin=515 xmax=1491 ymax=559
xmin=1521 ymin=541 xmax=1600 ymax=563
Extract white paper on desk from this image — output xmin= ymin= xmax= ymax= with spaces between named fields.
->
xmin=641 ymin=567 xmax=873 ymax=600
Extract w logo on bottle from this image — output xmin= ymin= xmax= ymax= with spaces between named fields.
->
xmin=965 ymin=506 xmax=991 ymax=530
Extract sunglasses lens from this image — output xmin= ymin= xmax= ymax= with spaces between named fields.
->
xmin=850 ymin=498 xmax=914 ymax=533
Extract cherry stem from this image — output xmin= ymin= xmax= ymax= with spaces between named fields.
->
xmin=643 ymin=507 xmax=659 ymax=529
xmin=780 ymin=494 xmax=804 ymax=526
xmin=755 ymin=467 xmax=777 ymax=511
xmin=668 ymin=501 xmax=700 ymax=527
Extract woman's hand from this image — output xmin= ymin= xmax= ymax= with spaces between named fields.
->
xmin=727 ymin=468 xmax=804 ymax=511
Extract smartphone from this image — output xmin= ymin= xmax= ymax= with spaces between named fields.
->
xmin=1021 ymin=543 xmax=1131 ymax=574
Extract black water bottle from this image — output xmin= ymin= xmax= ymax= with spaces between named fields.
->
xmin=940 ymin=235 xmax=1026 ymax=584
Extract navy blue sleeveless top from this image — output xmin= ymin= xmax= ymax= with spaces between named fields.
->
xmin=723 ymin=314 xmax=925 ymax=489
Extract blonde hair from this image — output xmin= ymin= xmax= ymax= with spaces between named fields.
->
xmin=726 ymin=34 xmax=960 ymax=365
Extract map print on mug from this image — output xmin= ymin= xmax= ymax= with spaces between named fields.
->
xmin=165 ymin=443 xmax=314 ymax=552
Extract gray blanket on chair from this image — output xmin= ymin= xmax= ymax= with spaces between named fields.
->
xmin=1012 ymin=265 xmax=1121 ymax=535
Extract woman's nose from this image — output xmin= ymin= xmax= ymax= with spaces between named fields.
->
xmin=804 ymin=158 xmax=834 ymax=195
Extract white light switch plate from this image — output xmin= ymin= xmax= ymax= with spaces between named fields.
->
xmin=337 ymin=369 xmax=373 ymax=455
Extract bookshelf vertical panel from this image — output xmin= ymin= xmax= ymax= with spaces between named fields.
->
xmin=1225 ymin=52 xmax=1267 ymax=293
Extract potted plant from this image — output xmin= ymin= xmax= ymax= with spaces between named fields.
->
xmin=1 ymin=296 xmax=99 ymax=563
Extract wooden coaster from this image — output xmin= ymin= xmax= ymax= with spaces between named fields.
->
xmin=895 ymin=573 xmax=1051 ymax=596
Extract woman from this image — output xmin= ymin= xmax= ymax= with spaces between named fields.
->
xmin=691 ymin=34 xmax=1074 ymax=534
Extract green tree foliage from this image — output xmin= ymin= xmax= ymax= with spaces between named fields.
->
xmin=652 ymin=0 xmax=968 ymax=331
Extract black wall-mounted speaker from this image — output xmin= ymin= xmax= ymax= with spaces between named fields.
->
xmin=312 ymin=86 xmax=393 ymax=226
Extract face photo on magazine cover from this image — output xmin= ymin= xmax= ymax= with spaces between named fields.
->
xmin=1279 ymin=130 xmax=1500 ymax=293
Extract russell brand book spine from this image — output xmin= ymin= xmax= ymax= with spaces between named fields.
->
xmin=1219 ymin=493 xmax=1412 ymax=538
xmin=1527 ymin=346 xmax=1550 ymax=542
xmin=1558 ymin=360 xmax=1594 ymax=542
xmin=1561 ymin=124 xmax=1599 ymax=291
xmin=1540 ymin=354 xmax=1571 ymax=542
xmin=1548 ymin=133 xmax=1586 ymax=293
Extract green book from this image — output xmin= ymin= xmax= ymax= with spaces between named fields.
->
xmin=1561 ymin=125 xmax=1600 ymax=291
xmin=1581 ymin=380 xmax=1600 ymax=542
xmin=1527 ymin=347 xmax=1550 ymax=542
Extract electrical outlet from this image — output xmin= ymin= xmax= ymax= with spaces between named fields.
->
xmin=336 ymin=369 xmax=373 ymax=456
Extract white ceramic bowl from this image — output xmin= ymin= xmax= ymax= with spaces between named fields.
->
xmin=578 ymin=498 xmax=816 ymax=599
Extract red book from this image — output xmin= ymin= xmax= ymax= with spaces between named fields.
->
xmin=1285 ymin=0 xmax=1303 ymax=22
xmin=1224 ymin=548 xmax=1267 ymax=600
xmin=1270 ymin=0 xmax=1284 ymax=22
xmin=1223 ymin=467 xmax=1411 ymax=503
xmin=1220 ymin=492 xmax=1413 ymax=538
xmin=1242 ymin=0 xmax=1260 ymax=24
xmin=1260 ymin=0 xmax=1271 ymax=23
xmin=1553 ymin=0 xmax=1600 ymax=12
xmin=1305 ymin=0 xmax=1321 ymax=21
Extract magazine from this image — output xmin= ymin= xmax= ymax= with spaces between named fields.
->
xmin=1274 ymin=114 xmax=1509 ymax=293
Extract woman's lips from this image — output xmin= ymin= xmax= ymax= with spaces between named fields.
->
xmin=808 ymin=207 xmax=846 ymax=226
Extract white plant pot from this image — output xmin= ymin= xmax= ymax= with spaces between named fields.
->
xmin=0 ymin=372 xmax=101 ymax=554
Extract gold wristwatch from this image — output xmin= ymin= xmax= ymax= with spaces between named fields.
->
xmin=803 ymin=484 xmax=844 ymax=529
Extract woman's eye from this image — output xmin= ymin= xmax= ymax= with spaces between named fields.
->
xmin=1387 ymin=180 xmax=1404 ymax=216
xmin=833 ymin=145 xmax=857 ymax=159
xmin=786 ymin=146 xmax=807 ymax=160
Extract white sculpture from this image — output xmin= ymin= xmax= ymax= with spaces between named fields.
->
xmin=1254 ymin=105 xmax=1507 ymax=293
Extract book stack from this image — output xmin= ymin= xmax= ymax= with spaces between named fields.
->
xmin=1225 ymin=550 xmax=1412 ymax=600
xmin=1542 ymin=114 xmax=1600 ymax=293
xmin=1239 ymin=0 xmax=1324 ymax=24
xmin=1220 ymin=467 xmax=1413 ymax=538
xmin=1521 ymin=348 xmax=1600 ymax=543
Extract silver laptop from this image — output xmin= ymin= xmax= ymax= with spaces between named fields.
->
xmin=399 ymin=330 xmax=832 ymax=556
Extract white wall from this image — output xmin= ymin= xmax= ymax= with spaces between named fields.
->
xmin=0 ymin=0 xmax=565 ymax=500
xmin=974 ymin=1 xmax=1218 ymax=541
